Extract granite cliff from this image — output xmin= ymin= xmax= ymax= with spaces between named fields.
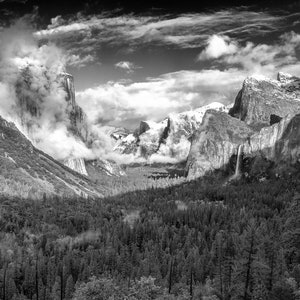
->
xmin=15 ymin=68 xmax=124 ymax=177
xmin=186 ymin=110 xmax=254 ymax=178
xmin=187 ymin=72 xmax=300 ymax=179
xmin=229 ymin=72 xmax=300 ymax=128
xmin=59 ymin=73 xmax=90 ymax=142
xmin=59 ymin=74 xmax=126 ymax=177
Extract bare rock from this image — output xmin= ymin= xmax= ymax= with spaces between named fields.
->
xmin=186 ymin=110 xmax=254 ymax=178
xmin=229 ymin=73 xmax=300 ymax=128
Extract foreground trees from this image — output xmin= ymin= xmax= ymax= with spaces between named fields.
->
xmin=0 ymin=175 xmax=299 ymax=299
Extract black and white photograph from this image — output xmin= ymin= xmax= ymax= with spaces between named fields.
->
xmin=0 ymin=0 xmax=299 ymax=299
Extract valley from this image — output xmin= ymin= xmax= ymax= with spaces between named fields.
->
xmin=0 ymin=68 xmax=299 ymax=299
xmin=0 ymin=4 xmax=299 ymax=298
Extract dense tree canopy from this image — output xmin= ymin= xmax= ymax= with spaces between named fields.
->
xmin=0 ymin=173 xmax=299 ymax=299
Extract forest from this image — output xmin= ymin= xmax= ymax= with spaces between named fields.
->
xmin=0 ymin=172 xmax=299 ymax=300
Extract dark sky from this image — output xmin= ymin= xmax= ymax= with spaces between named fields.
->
xmin=1 ymin=0 xmax=299 ymax=21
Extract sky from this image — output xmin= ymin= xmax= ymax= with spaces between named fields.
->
xmin=0 ymin=0 xmax=300 ymax=130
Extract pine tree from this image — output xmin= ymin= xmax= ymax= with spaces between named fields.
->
xmin=64 ymin=275 xmax=74 ymax=300
xmin=232 ymin=220 xmax=268 ymax=300
xmin=51 ymin=277 xmax=61 ymax=300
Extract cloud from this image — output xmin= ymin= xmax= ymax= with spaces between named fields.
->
xmin=197 ymin=31 xmax=300 ymax=76
xmin=67 ymin=54 xmax=96 ymax=68
xmin=76 ymin=69 xmax=245 ymax=129
xmin=76 ymin=29 xmax=300 ymax=131
xmin=0 ymin=19 xmax=97 ymax=161
xmin=115 ymin=61 xmax=141 ymax=73
xmin=1 ymin=11 xmax=299 ymax=166
xmin=198 ymin=35 xmax=238 ymax=60
xmin=34 ymin=9 xmax=289 ymax=66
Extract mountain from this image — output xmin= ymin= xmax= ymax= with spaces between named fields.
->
xmin=187 ymin=72 xmax=300 ymax=179
xmin=186 ymin=110 xmax=255 ymax=178
xmin=0 ymin=115 xmax=103 ymax=198
xmin=60 ymin=73 xmax=90 ymax=141
xmin=60 ymin=73 xmax=126 ymax=177
xmin=114 ymin=102 xmax=229 ymax=162
xmin=15 ymin=68 xmax=124 ymax=178
xmin=229 ymin=72 xmax=300 ymax=128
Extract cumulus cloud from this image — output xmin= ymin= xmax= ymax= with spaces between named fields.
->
xmin=198 ymin=35 xmax=238 ymax=60
xmin=198 ymin=31 xmax=300 ymax=77
xmin=115 ymin=61 xmax=141 ymax=73
xmin=76 ymin=69 xmax=245 ymax=129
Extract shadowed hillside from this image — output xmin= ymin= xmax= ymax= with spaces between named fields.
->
xmin=0 ymin=116 xmax=105 ymax=198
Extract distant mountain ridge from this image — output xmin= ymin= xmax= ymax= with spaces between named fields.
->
xmin=113 ymin=102 xmax=230 ymax=162
xmin=3 ymin=66 xmax=300 ymax=195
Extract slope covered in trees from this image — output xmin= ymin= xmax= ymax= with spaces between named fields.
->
xmin=0 ymin=172 xmax=299 ymax=299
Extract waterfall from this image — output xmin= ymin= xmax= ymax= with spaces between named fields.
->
xmin=235 ymin=144 xmax=243 ymax=177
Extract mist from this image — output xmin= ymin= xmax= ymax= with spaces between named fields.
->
xmin=0 ymin=18 xmax=191 ymax=166
xmin=0 ymin=19 xmax=101 ymax=161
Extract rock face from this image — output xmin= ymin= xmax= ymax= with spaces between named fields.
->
xmin=243 ymin=113 xmax=300 ymax=165
xmin=229 ymin=73 xmax=300 ymax=128
xmin=114 ymin=133 xmax=138 ymax=154
xmin=186 ymin=110 xmax=254 ymax=178
xmin=64 ymin=158 xmax=88 ymax=176
xmin=157 ymin=103 xmax=228 ymax=160
xmin=187 ymin=72 xmax=300 ymax=178
xmin=59 ymin=73 xmax=90 ymax=142
xmin=86 ymin=159 xmax=126 ymax=177
xmin=115 ymin=102 xmax=228 ymax=162
xmin=15 ymin=68 xmax=125 ymax=177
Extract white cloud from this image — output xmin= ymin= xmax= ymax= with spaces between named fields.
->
xmin=115 ymin=61 xmax=141 ymax=73
xmin=0 ymin=20 xmax=97 ymax=161
xmin=33 ymin=9 xmax=289 ymax=65
xmin=198 ymin=31 xmax=300 ymax=77
xmin=67 ymin=54 xmax=96 ymax=68
xmin=198 ymin=35 xmax=238 ymax=60
xmin=76 ymin=69 xmax=245 ymax=129
xmin=75 ymin=29 xmax=300 ymax=130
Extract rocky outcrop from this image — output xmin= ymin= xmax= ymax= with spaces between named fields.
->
xmin=59 ymin=74 xmax=127 ymax=177
xmin=187 ymin=72 xmax=300 ymax=179
xmin=59 ymin=73 xmax=90 ymax=142
xmin=138 ymin=119 xmax=169 ymax=157
xmin=86 ymin=159 xmax=126 ymax=177
xmin=114 ymin=133 xmax=138 ymax=155
xmin=64 ymin=158 xmax=88 ymax=176
xmin=186 ymin=110 xmax=254 ymax=178
xmin=242 ymin=113 xmax=300 ymax=165
xmin=157 ymin=103 xmax=228 ymax=160
xmin=229 ymin=73 xmax=300 ymax=128
xmin=15 ymin=68 xmax=126 ymax=177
